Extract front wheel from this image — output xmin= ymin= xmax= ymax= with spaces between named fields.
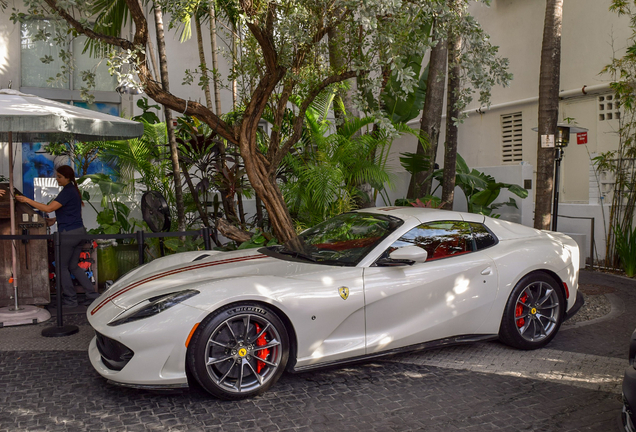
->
xmin=187 ymin=303 xmax=289 ymax=399
xmin=499 ymin=273 xmax=565 ymax=350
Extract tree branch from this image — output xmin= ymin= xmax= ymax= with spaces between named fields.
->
xmin=43 ymin=0 xmax=134 ymax=50
xmin=292 ymin=8 xmax=352 ymax=71
xmin=267 ymin=80 xmax=294 ymax=161
xmin=268 ymin=70 xmax=359 ymax=174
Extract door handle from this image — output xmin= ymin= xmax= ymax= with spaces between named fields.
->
xmin=480 ymin=267 xmax=492 ymax=275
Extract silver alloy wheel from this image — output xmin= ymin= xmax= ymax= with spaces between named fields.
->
xmin=204 ymin=313 xmax=282 ymax=394
xmin=514 ymin=281 xmax=560 ymax=342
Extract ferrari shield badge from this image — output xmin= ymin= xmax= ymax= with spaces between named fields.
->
xmin=338 ymin=286 xmax=349 ymax=300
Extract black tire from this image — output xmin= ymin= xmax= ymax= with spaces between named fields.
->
xmin=499 ymin=273 xmax=565 ymax=350
xmin=186 ymin=302 xmax=289 ymax=400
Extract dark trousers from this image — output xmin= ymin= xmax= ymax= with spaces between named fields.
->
xmin=59 ymin=227 xmax=99 ymax=306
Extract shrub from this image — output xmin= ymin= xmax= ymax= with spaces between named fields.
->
xmin=614 ymin=225 xmax=636 ymax=277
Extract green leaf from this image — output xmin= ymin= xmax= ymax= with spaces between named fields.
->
xmin=103 ymin=224 xmax=120 ymax=235
xmin=470 ymin=189 xmax=500 ymax=208
xmin=506 ymin=184 xmax=529 ymax=199
xmin=383 ymin=63 xmax=430 ymax=124
xmin=96 ymin=209 xmax=115 ymax=225
xmin=399 ymin=152 xmax=431 ymax=175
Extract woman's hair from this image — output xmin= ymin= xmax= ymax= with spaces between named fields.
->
xmin=55 ymin=165 xmax=84 ymax=207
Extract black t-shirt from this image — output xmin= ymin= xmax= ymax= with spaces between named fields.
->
xmin=54 ymin=184 xmax=83 ymax=232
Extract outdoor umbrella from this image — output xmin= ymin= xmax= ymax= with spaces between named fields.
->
xmin=0 ymin=88 xmax=144 ymax=329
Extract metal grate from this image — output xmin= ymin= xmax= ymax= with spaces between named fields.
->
xmin=501 ymin=112 xmax=523 ymax=163
xmin=598 ymin=94 xmax=621 ymax=121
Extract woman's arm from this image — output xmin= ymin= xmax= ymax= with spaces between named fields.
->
xmin=16 ymin=195 xmax=62 ymax=213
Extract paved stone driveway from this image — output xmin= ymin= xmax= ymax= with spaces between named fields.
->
xmin=0 ymin=270 xmax=633 ymax=431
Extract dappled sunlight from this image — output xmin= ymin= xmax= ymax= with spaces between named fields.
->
xmin=453 ymin=275 xmax=470 ymax=295
xmin=255 ymin=283 xmax=271 ymax=296
xmin=390 ymin=344 xmax=624 ymax=394
xmin=310 ymin=347 xmax=323 ymax=360
xmin=321 ymin=276 xmax=334 ymax=286
xmin=377 ymin=335 xmax=393 ymax=349
xmin=0 ymin=36 xmax=7 ymax=75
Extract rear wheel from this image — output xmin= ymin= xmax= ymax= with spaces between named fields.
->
xmin=499 ymin=273 xmax=564 ymax=350
xmin=187 ymin=303 xmax=289 ymax=399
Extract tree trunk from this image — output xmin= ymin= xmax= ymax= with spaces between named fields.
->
xmin=153 ymin=1 xmax=186 ymax=232
xmin=232 ymin=27 xmax=238 ymax=110
xmin=195 ymin=13 xmax=213 ymax=109
xmin=208 ymin=4 xmax=222 ymax=115
xmin=408 ymin=33 xmax=447 ymax=199
xmin=534 ymin=0 xmax=563 ymax=230
xmin=217 ymin=218 xmax=251 ymax=243
xmin=239 ymin=130 xmax=297 ymax=243
xmin=441 ymin=24 xmax=462 ymax=210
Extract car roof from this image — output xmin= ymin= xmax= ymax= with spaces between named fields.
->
xmin=355 ymin=206 xmax=484 ymax=224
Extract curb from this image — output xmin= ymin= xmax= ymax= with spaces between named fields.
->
xmin=560 ymin=292 xmax=625 ymax=331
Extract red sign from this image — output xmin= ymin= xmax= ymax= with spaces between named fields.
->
xmin=577 ymin=132 xmax=588 ymax=145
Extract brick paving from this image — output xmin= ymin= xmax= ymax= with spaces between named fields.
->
xmin=0 ymin=269 xmax=632 ymax=431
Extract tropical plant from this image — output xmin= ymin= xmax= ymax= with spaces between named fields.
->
xmin=100 ymin=120 xmax=174 ymax=204
xmin=614 ymin=225 xmax=636 ymax=277
xmin=237 ymin=229 xmax=278 ymax=250
xmin=400 ymin=153 xmax=528 ymax=217
xmin=597 ymin=0 xmax=636 ymax=268
xmin=80 ymin=173 xmax=140 ymax=236
xmin=132 ymin=97 xmax=162 ymax=124
xmin=176 ymin=115 xmax=252 ymax=227
xmin=43 ymin=141 xmax=108 ymax=177
xmin=281 ymin=90 xmax=402 ymax=227
xmin=395 ymin=196 xmax=442 ymax=208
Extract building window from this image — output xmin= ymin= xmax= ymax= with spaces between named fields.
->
xmin=21 ymin=19 xmax=117 ymax=93
xmin=598 ymin=94 xmax=620 ymax=122
xmin=501 ymin=112 xmax=523 ymax=164
xmin=21 ymin=20 xmax=68 ymax=89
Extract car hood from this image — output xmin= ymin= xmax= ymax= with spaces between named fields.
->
xmin=90 ymin=248 xmax=314 ymax=313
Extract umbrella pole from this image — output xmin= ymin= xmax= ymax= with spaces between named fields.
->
xmin=8 ymin=132 xmax=20 ymax=312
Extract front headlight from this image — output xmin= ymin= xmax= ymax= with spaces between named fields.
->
xmin=108 ymin=290 xmax=199 ymax=326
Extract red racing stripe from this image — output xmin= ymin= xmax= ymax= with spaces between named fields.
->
xmin=90 ymin=254 xmax=267 ymax=315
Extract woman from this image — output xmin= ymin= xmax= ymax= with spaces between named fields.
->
xmin=16 ymin=165 xmax=99 ymax=307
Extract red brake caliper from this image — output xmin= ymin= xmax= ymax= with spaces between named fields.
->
xmin=516 ymin=293 xmax=528 ymax=328
xmin=254 ymin=323 xmax=270 ymax=374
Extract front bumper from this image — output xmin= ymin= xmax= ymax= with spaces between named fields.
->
xmin=88 ymin=302 xmax=204 ymax=388
xmin=622 ymin=365 xmax=636 ymax=431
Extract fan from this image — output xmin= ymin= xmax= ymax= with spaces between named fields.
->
xmin=141 ymin=191 xmax=171 ymax=256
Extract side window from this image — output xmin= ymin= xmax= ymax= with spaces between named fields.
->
xmin=386 ymin=221 xmax=473 ymax=261
xmin=469 ymin=223 xmax=498 ymax=250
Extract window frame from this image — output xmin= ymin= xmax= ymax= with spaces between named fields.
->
xmin=373 ymin=220 xmax=476 ymax=266
xmin=20 ymin=18 xmax=120 ymax=105
xmin=468 ymin=222 xmax=499 ymax=251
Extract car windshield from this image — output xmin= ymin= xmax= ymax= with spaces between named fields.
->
xmin=270 ymin=212 xmax=403 ymax=266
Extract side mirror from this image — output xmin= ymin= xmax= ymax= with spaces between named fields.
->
xmin=390 ymin=245 xmax=428 ymax=263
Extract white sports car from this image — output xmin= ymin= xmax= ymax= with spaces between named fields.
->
xmin=87 ymin=207 xmax=583 ymax=399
